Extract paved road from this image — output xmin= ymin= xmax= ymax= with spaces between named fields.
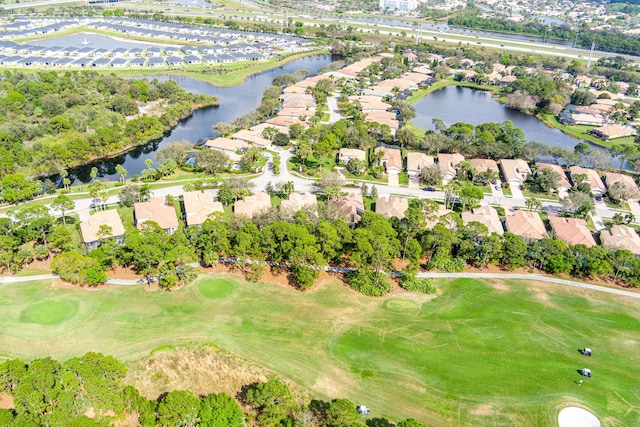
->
xmin=416 ymin=272 xmax=640 ymax=299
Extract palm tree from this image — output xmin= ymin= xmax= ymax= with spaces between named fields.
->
xmin=59 ymin=169 xmax=69 ymax=192
xmin=283 ymin=181 xmax=294 ymax=196
xmin=144 ymin=159 xmax=153 ymax=170
xmin=90 ymin=167 xmax=98 ymax=182
xmin=115 ymin=165 xmax=127 ymax=183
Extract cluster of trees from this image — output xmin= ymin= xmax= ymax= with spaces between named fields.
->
xmin=448 ymin=15 xmax=640 ymax=56
xmin=0 ymin=353 xmax=426 ymax=427
xmin=0 ymin=70 xmax=216 ymax=180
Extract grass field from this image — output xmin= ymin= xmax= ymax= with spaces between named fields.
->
xmin=0 ymin=276 xmax=639 ymax=425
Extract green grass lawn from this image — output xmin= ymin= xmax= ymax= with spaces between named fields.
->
xmin=0 ymin=276 xmax=638 ymax=426
xmin=538 ymin=114 xmax=635 ymax=148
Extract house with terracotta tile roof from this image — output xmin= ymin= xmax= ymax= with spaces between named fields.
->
xmin=438 ymin=153 xmax=465 ymax=183
xmin=535 ymin=163 xmax=571 ymax=192
xmin=374 ymin=146 xmax=402 ymax=174
xmin=549 ymin=216 xmax=596 ymax=247
xmin=231 ymin=129 xmax=271 ymax=148
xmin=204 ymin=137 xmax=248 ymax=154
xmin=603 ymin=172 xmax=640 ymax=201
xmin=600 ymin=225 xmax=640 ymax=255
xmin=134 ymin=197 xmax=179 ymax=234
xmin=590 ymin=124 xmax=636 ymax=140
xmin=569 ymin=166 xmax=606 ymax=196
xmin=182 ymin=191 xmax=224 ymax=227
xmin=504 ymin=210 xmax=548 ymax=241
xmin=375 ymin=196 xmax=408 ymax=219
xmin=80 ymin=210 xmax=125 ymax=249
xmin=328 ymin=193 xmax=365 ymax=225
xmin=280 ymin=192 xmax=317 ymax=213
xmin=425 ymin=205 xmax=456 ymax=229
xmin=407 ymin=152 xmax=434 ymax=179
xmin=233 ymin=192 xmax=272 ymax=218
xmin=469 ymin=158 xmax=499 ymax=175
xmin=500 ymin=159 xmax=531 ymax=187
xmin=461 ymin=205 xmax=504 ymax=235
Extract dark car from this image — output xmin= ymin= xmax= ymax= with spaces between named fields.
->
xmin=423 ymin=187 xmax=436 ymax=192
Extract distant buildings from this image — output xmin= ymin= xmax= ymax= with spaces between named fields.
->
xmin=379 ymin=0 xmax=419 ymax=12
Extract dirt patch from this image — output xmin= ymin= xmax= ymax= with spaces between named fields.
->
xmin=0 ymin=393 xmax=14 ymax=409
xmin=26 ymin=259 xmax=52 ymax=271
xmin=469 ymin=403 xmax=498 ymax=416
xmin=113 ymin=412 xmax=140 ymax=427
xmin=125 ymin=347 xmax=272 ymax=400
xmin=488 ymin=279 xmax=510 ymax=292
xmin=109 ymin=266 xmax=145 ymax=281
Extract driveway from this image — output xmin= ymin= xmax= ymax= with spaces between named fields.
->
xmin=509 ymin=185 xmax=524 ymax=200
xmin=326 ymin=94 xmax=342 ymax=124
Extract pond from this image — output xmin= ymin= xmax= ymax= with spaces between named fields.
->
xmin=412 ymin=86 xmax=622 ymax=167
xmin=67 ymin=54 xmax=335 ymax=183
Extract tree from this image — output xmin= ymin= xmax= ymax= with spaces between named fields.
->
xmin=459 ymin=185 xmax=484 ymax=211
xmin=196 ymin=150 xmax=229 ymax=174
xmin=59 ymin=169 xmax=70 ymax=192
xmin=213 ymin=122 xmax=235 ymax=137
xmin=325 ymin=399 xmax=358 ymax=427
xmin=610 ymin=144 xmax=639 ymax=173
xmin=88 ymin=180 xmax=105 ymax=210
xmin=51 ymin=194 xmax=75 ymax=226
xmin=115 ymin=165 xmax=128 ymax=183
xmin=157 ymin=140 xmax=193 ymax=165
xmin=397 ymin=419 xmax=426 ymax=427
xmin=345 ymin=158 xmax=366 ymax=176
xmin=1 ymin=173 xmax=39 ymax=204
xmin=144 ymin=159 xmax=153 ymax=170
xmin=273 ymin=132 xmax=290 ymax=146
xmin=157 ymin=390 xmax=200 ymax=427
xmin=561 ymin=192 xmax=595 ymax=219
xmin=51 ymin=251 xmax=102 ymax=286
xmin=525 ymin=197 xmax=542 ymax=211
xmin=283 ymin=181 xmax=295 ymax=196
xmin=90 ymin=166 xmax=99 ymax=181
xmin=527 ymin=168 xmax=560 ymax=194
xmin=245 ymin=379 xmax=297 ymax=426
xmin=199 ymin=393 xmax=244 ymax=427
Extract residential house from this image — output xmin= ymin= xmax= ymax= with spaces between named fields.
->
xmin=438 ymin=153 xmax=465 ymax=183
xmin=182 ymin=191 xmax=224 ymax=227
xmin=204 ymin=137 xmax=248 ymax=155
xmin=603 ymin=172 xmax=640 ymax=202
xmin=280 ymin=192 xmax=317 ymax=213
xmin=233 ymin=192 xmax=272 ymax=218
xmin=600 ymin=225 xmax=640 ymax=255
xmin=374 ymin=146 xmax=402 ymax=174
xmin=461 ymin=205 xmax=504 ymax=235
xmin=535 ymin=163 xmax=571 ymax=195
xmin=500 ymin=159 xmax=531 ymax=188
xmin=504 ymin=210 xmax=548 ymax=241
xmin=338 ymin=148 xmax=367 ymax=165
xmin=590 ymin=124 xmax=636 ymax=140
xmin=469 ymin=158 xmax=499 ymax=181
xmin=375 ymin=196 xmax=408 ymax=220
xmin=329 ymin=193 xmax=365 ymax=225
xmin=134 ymin=197 xmax=179 ymax=234
xmin=231 ymin=129 xmax=270 ymax=148
xmin=569 ymin=166 xmax=606 ymax=196
xmin=80 ymin=210 xmax=125 ymax=249
xmin=406 ymin=152 xmax=434 ymax=180
xmin=499 ymin=75 xmax=517 ymax=86
xmin=549 ymin=216 xmax=596 ymax=247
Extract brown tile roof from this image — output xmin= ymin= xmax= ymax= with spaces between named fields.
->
xmin=500 ymin=159 xmax=531 ymax=184
xmin=591 ymin=124 xmax=635 ymax=139
xmin=569 ymin=166 xmax=606 ymax=194
xmin=604 ymin=172 xmax=639 ymax=194
xmin=406 ymin=152 xmax=434 ymax=173
xmin=182 ymin=191 xmax=224 ymax=226
xmin=549 ymin=216 xmax=596 ymax=247
xmin=265 ymin=116 xmax=308 ymax=128
xmin=329 ymin=193 xmax=364 ymax=224
xmin=233 ymin=192 xmax=272 ymax=218
xmin=365 ymin=110 xmax=397 ymax=121
xmin=375 ymin=196 xmax=409 ymax=219
xmin=204 ymin=137 xmax=247 ymax=152
xmin=504 ymin=210 xmax=548 ymax=240
xmin=134 ymin=197 xmax=179 ymax=231
xmin=231 ymin=129 xmax=271 ymax=147
xmin=536 ymin=163 xmax=571 ymax=188
xmin=600 ymin=225 xmax=640 ymax=255
xmin=438 ymin=153 xmax=465 ymax=176
xmin=280 ymin=193 xmax=317 ymax=212
xmin=469 ymin=158 xmax=499 ymax=174
xmin=80 ymin=210 xmax=125 ymax=244
xmin=374 ymin=146 xmax=402 ymax=170
xmin=425 ymin=205 xmax=455 ymax=229
xmin=461 ymin=205 xmax=504 ymax=235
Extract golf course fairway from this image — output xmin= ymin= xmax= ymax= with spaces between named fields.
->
xmin=0 ymin=275 xmax=638 ymax=426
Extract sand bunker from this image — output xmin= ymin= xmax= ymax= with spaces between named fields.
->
xmin=558 ymin=407 xmax=600 ymax=427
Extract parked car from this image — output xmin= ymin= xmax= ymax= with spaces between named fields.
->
xmin=423 ymin=187 xmax=436 ymax=192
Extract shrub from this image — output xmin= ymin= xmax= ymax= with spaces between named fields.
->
xmin=399 ymin=276 xmax=436 ymax=294
xmin=345 ymin=271 xmax=393 ymax=296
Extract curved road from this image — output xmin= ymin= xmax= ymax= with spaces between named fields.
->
xmin=2 ymin=270 xmax=639 ymax=300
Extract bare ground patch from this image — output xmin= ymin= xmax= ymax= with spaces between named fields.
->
xmin=0 ymin=393 xmax=14 ymax=409
xmin=125 ymin=347 xmax=272 ymax=400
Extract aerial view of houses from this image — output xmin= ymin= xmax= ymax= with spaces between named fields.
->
xmin=1 ymin=3 xmax=640 ymax=427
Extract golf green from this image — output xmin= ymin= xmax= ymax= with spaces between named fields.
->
xmin=20 ymin=300 xmax=77 ymax=325
xmin=0 ymin=275 xmax=638 ymax=426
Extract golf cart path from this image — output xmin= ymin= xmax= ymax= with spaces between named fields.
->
xmin=2 ymin=271 xmax=640 ymax=299
xmin=416 ymin=272 xmax=640 ymax=299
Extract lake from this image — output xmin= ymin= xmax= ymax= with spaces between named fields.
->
xmin=412 ymin=86 xmax=624 ymax=168
xmin=67 ymin=54 xmax=335 ymax=183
